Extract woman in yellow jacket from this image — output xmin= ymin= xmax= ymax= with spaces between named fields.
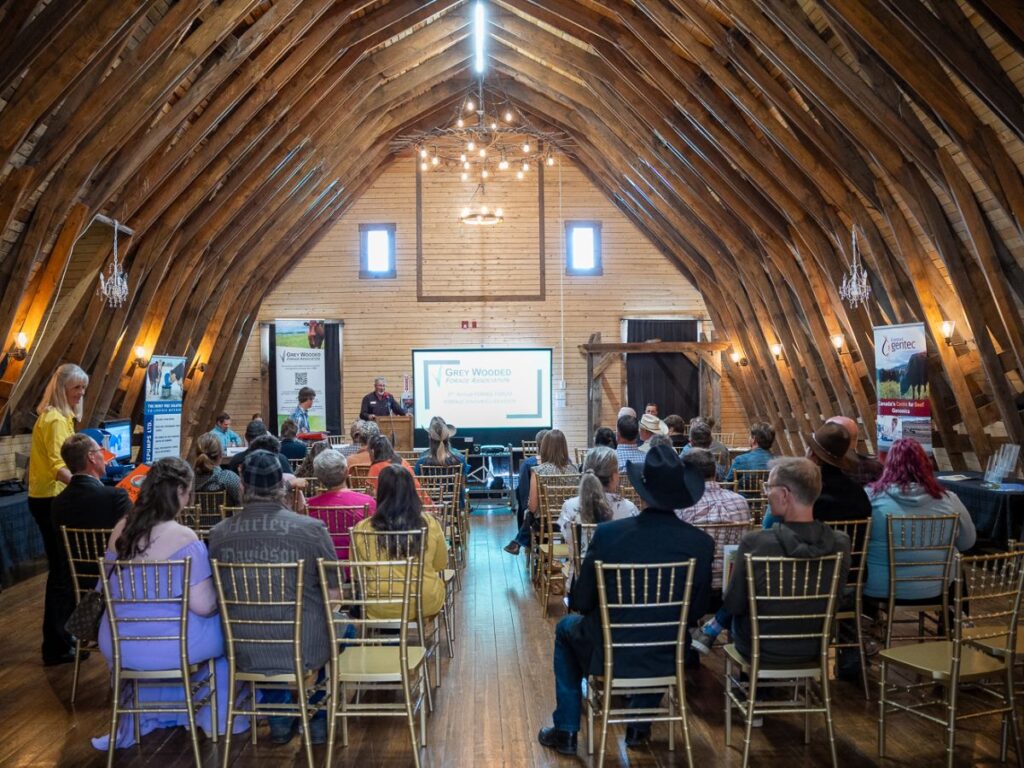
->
xmin=28 ymin=363 xmax=89 ymax=664
xmin=351 ymin=464 xmax=448 ymax=619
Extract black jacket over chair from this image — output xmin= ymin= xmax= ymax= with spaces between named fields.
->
xmin=568 ymin=508 xmax=714 ymax=679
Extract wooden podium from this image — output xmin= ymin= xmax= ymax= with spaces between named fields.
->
xmin=377 ymin=414 xmax=413 ymax=452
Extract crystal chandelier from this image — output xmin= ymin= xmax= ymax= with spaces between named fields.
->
xmin=839 ymin=226 xmax=871 ymax=308
xmin=98 ymin=220 xmax=129 ymax=308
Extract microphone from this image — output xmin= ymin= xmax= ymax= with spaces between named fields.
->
xmin=383 ymin=392 xmax=393 ymax=415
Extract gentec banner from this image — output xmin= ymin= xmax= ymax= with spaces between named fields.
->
xmin=873 ymin=323 xmax=932 ymax=454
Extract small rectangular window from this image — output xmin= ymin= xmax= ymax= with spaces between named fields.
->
xmin=566 ymin=221 xmax=602 ymax=275
xmin=360 ymin=223 xmax=396 ymax=279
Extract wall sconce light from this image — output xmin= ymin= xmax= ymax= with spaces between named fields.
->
xmin=134 ymin=346 xmax=148 ymax=369
xmin=8 ymin=332 xmax=28 ymax=361
xmin=729 ymin=350 xmax=749 ymax=367
xmin=770 ymin=343 xmax=783 ymax=361
xmin=940 ymin=319 xmax=970 ymax=348
xmin=831 ymin=334 xmax=851 ymax=356
xmin=196 ymin=361 xmax=207 ymax=373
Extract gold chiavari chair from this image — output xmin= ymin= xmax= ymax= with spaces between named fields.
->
xmin=288 ymin=457 xmax=304 ymax=472
xmin=180 ymin=504 xmax=237 ymax=541
xmin=398 ymin=450 xmax=422 ymax=463
xmin=306 ymin=504 xmax=370 ymax=561
xmin=574 ymin=447 xmax=592 ymax=468
xmin=826 ymin=518 xmax=872 ymax=699
xmin=422 ymin=502 xmax=458 ymax=651
xmin=416 ymin=466 xmax=467 ymax=569
xmin=747 ymin=496 xmax=769 ymax=526
xmin=521 ymin=439 xmax=539 ymax=459
xmin=347 ymin=465 xmax=372 ymax=494
xmin=350 ymin=527 xmax=443 ymax=698
xmin=879 ymin=551 xmax=1024 ymax=767
xmin=292 ymin=477 xmax=323 ymax=511
xmin=317 ymin=557 xmax=428 ymax=768
xmin=585 ymin=559 xmax=698 ymax=767
xmin=61 ymin=526 xmax=113 ymax=704
xmin=192 ymin=489 xmax=227 ymax=528
xmin=693 ymin=521 xmax=751 ymax=594
xmin=724 ymin=553 xmax=845 ymax=768
xmin=536 ymin=481 xmax=579 ymax=616
xmin=879 ymin=514 xmax=959 ymax=646
xmin=326 ymin=435 xmax=348 ymax=447
xmin=733 ymin=469 xmax=770 ymax=498
xmin=618 ymin=481 xmax=643 ymax=511
xmin=568 ymin=521 xmax=599 ymax=595
xmin=212 ymin=560 xmax=323 ymax=768
xmin=101 ymin=558 xmax=216 ymax=768
xmin=712 ymin=432 xmax=736 ymax=446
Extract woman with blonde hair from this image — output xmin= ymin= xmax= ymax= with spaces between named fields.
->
xmin=28 ymin=362 xmax=89 ymax=665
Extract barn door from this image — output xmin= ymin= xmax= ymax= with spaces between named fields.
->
xmin=624 ymin=319 xmax=700 ymax=420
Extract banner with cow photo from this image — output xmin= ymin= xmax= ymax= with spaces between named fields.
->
xmin=873 ymin=322 xmax=932 ymax=454
xmin=273 ymin=319 xmax=327 ymax=434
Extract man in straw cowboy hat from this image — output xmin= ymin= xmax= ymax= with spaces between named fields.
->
xmin=537 ymin=445 xmax=714 ymax=755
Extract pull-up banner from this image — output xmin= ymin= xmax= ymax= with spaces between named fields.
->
xmin=142 ymin=354 xmax=187 ymax=462
xmin=873 ymin=322 xmax=932 ymax=455
xmin=274 ymin=320 xmax=327 ymax=433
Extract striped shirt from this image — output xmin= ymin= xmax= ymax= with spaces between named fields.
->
xmin=677 ymin=482 xmax=750 ymax=589
xmin=615 ymin=444 xmax=646 ymax=472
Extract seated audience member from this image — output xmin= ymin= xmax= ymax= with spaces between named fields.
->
xmin=505 ymin=430 xmax=580 ymax=555
xmin=208 ymin=412 xmax=243 ymax=450
xmin=225 ymin=419 xmax=269 ymax=473
xmin=863 ymin=438 xmax=976 ymax=604
xmin=51 ymin=434 xmax=132 ymax=628
xmin=558 ymin=446 xmax=639 ymax=591
xmin=826 ymin=415 xmax=884 ymax=485
xmin=537 ymin=446 xmax=713 ymax=755
xmin=415 ymin=416 xmax=469 ymax=475
xmin=193 ymin=433 xmax=242 ymax=507
xmin=335 ymin=420 xmax=365 ymax=458
xmin=592 ymin=426 xmax=616 ymax=449
xmin=350 ymin=465 xmax=448 ymax=620
xmin=278 ymin=419 xmax=307 ymax=461
xmin=614 ymin=414 xmax=645 ymax=472
xmin=678 ymin=449 xmax=750 ymax=593
xmin=644 ymin=434 xmax=674 ymax=451
xmin=616 ymin=406 xmax=637 ymax=420
xmin=208 ymin=450 xmax=337 ymax=745
xmin=762 ymin=422 xmax=871 ymax=527
xmin=703 ymin=417 xmax=730 ymax=461
xmin=290 ymin=386 xmax=316 ymax=434
xmin=664 ymin=415 xmax=688 ymax=450
xmin=306 ymin=449 xmax=375 ymax=561
xmin=682 ymin=422 xmax=726 ymax=480
xmin=644 ymin=403 xmax=659 ymax=417
xmin=637 ymin=414 xmax=668 ymax=454
xmin=516 ymin=429 xmax=549 ymax=528
xmin=250 ymin=413 xmax=263 ymax=424
xmin=345 ymin=419 xmax=380 ymax=469
xmin=725 ymin=421 xmax=775 ymax=481
xmin=366 ymin=434 xmax=423 ymax=493
xmin=93 ymin=457 xmax=236 ymax=750
xmin=296 ymin=439 xmax=331 ymax=478
xmin=694 ymin=457 xmax=850 ymax=666
xmin=229 ymin=433 xmax=292 ymax=478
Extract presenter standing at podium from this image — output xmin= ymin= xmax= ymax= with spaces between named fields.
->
xmin=359 ymin=377 xmax=406 ymax=421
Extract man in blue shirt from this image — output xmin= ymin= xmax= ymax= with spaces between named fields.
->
xmin=290 ymin=386 xmax=316 ymax=433
xmin=614 ymin=414 xmax=646 ymax=472
xmin=209 ymin=412 xmax=243 ymax=450
xmin=725 ymin=421 xmax=775 ymax=481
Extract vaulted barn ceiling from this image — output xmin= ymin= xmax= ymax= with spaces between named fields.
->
xmin=1 ymin=0 xmax=1023 ymax=464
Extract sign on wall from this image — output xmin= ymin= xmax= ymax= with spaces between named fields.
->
xmin=274 ymin=320 xmax=327 ymax=432
xmin=142 ymin=354 xmax=188 ymax=463
xmin=873 ymin=323 xmax=932 ymax=454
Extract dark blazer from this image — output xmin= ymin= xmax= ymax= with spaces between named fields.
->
xmin=814 ymin=464 xmax=871 ymax=524
xmin=51 ymin=474 xmax=132 ymax=588
xmin=568 ymin=508 xmax=714 ymax=679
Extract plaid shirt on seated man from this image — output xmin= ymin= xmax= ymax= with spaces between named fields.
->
xmin=677 ymin=451 xmax=751 ymax=590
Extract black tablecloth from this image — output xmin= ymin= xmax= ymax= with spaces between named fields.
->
xmin=0 ymin=492 xmax=45 ymax=586
xmin=937 ymin=471 xmax=1024 ymax=545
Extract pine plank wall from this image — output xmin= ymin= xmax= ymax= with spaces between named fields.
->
xmin=222 ymin=154 xmax=749 ymax=451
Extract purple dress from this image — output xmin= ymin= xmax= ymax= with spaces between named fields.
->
xmin=92 ymin=539 xmax=246 ymax=750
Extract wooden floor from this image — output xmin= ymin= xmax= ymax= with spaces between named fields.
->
xmin=0 ymin=511 xmax=1015 ymax=767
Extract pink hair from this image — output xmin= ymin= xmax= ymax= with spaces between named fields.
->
xmin=870 ymin=438 xmax=945 ymax=499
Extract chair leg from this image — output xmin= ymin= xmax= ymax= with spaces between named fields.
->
xmin=70 ymin=640 xmax=83 ymax=705
xmin=668 ymin=686 xmax=675 ymax=752
xmin=586 ymin=678 xmax=594 ymax=755
xmin=132 ymin=681 xmax=141 ymax=746
xmin=182 ymin=668 xmax=202 ymax=768
xmin=946 ymin=681 xmax=958 ymax=768
xmin=249 ymin=682 xmax=258 ymax=745
xmin=340 ymin=681 xmax=349 ymax=748
xmin=724 ymin=657 xmax=732 ymax=746
xmin=404 ymin=674 xmax=421 ymax=768
xmin=1005 ymin=665 xmax=1023 ymax=767
xmin=878 ymin=661 xmax=887 ymax=757
xmin=207 ymin=660 xmax=218 ymax=744
xmin=297 ymin=687 xmax=314 ymax=768
xmin=804 ymin=679 xmax=811 ymax=744
xmin=821 ymin=665 xmax=838 ymax=768
xmin=419 ymin=673 xmax=428 ymax=747
xmin=597 ymin=680 xmax=612 ymax=768
xmin=678 ymin=680 xmax=694 ymax=768
xmin=325 ymin=667 xmax=338 ymax=768
xmin=106 ymin=677 xmax=121 ymax=768
xmin=742 ymin=677 xmax=757 ymax=768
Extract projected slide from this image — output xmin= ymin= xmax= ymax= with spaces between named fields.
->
xmin=413 ymin=348 xmax=552 ymax=430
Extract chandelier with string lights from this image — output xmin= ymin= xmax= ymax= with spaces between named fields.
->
xmin=839 ymin=226 xmax=871 ymax=308
xmin=98 ymin=220 xmax=129 ymax=308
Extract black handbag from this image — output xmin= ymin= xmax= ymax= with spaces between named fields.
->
xmin=64 ymin=591 xmax=104 ymax=643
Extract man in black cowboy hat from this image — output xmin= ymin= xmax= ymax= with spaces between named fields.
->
xmin=537 ymin=445 xmax=714 ymax=755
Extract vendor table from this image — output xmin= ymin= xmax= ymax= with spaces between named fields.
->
xmin=0 ymin=492 xmax=45 ymax=586
xmin=936 ymin=471 xmax=1024 ymax=546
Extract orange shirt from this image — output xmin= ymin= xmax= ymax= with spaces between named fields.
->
xmin=367 ymin=459 xmax=433 ymax=505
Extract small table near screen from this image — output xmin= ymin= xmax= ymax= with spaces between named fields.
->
xmin=0 ymin=492 xmax=45 ymax=586
xmin=936 ymin=471 xmax=1024 ymax=547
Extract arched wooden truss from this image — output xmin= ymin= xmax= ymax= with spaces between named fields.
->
xmin=1 ymin=0 xmax=1022 ymax=467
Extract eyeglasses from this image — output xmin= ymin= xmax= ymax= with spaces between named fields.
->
xmin=89 ymin=448 xmax=104 ymax=456
xmin=762 ymin=482 xmax=789 ymax=495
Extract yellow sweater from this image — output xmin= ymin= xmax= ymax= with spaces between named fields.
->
xmin=351 ymin=513 xmax=448 ymax=620
xmin=28 ymin=408 xmax=75 ymax=498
